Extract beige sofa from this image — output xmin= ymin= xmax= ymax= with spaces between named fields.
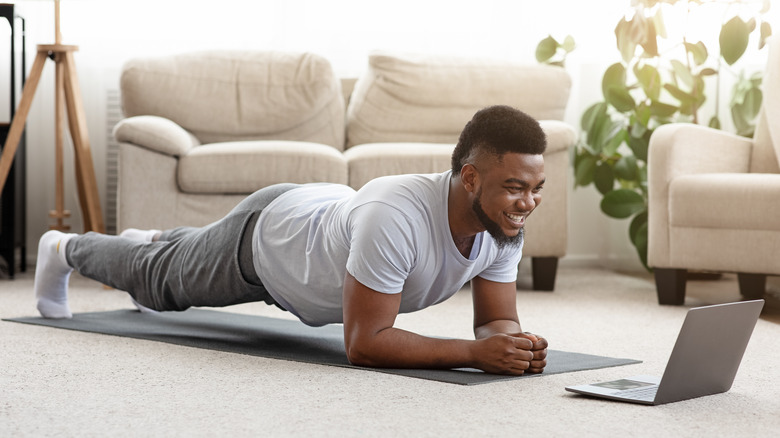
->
xmin=113 ymin=51 xmax=577 ymax=290
xmin=648 ymin=38 xmax=780 ymax=304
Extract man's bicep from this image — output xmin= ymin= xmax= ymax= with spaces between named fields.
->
xmin=471 ymin=276 xmax=520 ymax=328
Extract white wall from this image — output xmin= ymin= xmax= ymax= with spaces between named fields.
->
xmin=2 ymin=0 xmax=776 ymax=273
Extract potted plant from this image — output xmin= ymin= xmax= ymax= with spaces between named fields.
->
xmin=538 ymin=0 xmax=772 ymax=269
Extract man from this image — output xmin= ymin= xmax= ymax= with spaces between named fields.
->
xmin=34 ymin=105 xmax=549 ymax=376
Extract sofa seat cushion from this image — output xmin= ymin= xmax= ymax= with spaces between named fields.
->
xmin=177 ymin=141 xmax=348 ymax=194
xmin=343 ymin=143 xmax=455 ymax=189
xmin=669 ymin=173 xmax=780 ymax=231
xmin=346 ymin=51 xmax=571 ymax=148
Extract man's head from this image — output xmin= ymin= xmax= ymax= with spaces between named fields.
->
xmin=451 ymin=105 xmax=547 ymax=248
xmin=451 ymin=105 xmax=546 ymax=175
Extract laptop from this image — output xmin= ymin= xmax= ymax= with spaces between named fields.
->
xmin=565 ymin=299 xmax=764 ymax=405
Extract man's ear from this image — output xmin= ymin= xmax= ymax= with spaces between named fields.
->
xmin=460 ymin=164 xmax=479 ymax=193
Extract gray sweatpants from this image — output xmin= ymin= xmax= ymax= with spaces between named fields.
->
xmin=66 ymin=184 xmax=300 ymax=311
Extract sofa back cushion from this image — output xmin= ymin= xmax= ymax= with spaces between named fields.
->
xmin=120 ymin=51 xmax=346 ymax=149
xmin=345 ymin=52 xmax=571 ymax=148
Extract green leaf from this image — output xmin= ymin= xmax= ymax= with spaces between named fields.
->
xmin=615 ymin=18 xmax=637 ymax=63
xmin=536 ymin=36 xmax=559 ymax=63
xmin=741 ymin=87 xmax=763 ymax=120
xmin=627 ymin=129 xmax=651 ymax=162
xmin=562 ymin=35 xmax=576 ymax=52
xmin=649 ymin=100 xmax=678 ymax=117
xmin=581 ymin=102 xmax=607 ymax=132
xmin=708 ymin=116 xmax=722 ymax=129
xmin=695 ymin=75 xmax=706 ymax=102
xmin=600 ymin=189 xmax=646 ymax=219
xmin=575 ymin=154 xmax=598 ymax=187
xmin=664 ymin=83 xmax=696 ymax=106
xmin=602 ymin=63 xmax=627 ymax=100
xmin=614 ymin=155 xmax=639 ymax=181
xmin=629 ymin=213 xmax=649 ymax=270
xmin=636 ymin=64 xmax=662 ymax=101
xmin=629 ymin=210 xmax=648 ymax=246
xmin=760 ymin=22 xmax=772 ymax=49
xmin=684 ymin=41 xmax=708 ymax=66
xmin=639 ymin=17 xmax=659 ymax=57
xmin=720 ymin=16 xmax=750 ymax=65
xmin=594 ymin=163 xmax=615 ymax=195
xmin=585 ymin=109 xmax=612 ymax=153
xmin=634 ymin=102 xmax=653 ymax=126
xmin=671 ymin=59 xmax=694 ymax=89
xmin=602 ymin=126 xmax=627 ymax=157
xmin=606 ymin=85 xmax=636 ymax=112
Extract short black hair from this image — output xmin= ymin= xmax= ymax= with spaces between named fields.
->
xmin=451 ymin=105 xmax=546 ymax=175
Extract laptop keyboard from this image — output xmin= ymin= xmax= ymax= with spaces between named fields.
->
xmin=614 ymin=385 xmax=658 ymax=401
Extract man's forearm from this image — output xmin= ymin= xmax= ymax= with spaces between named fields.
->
xmin=346 ymin=326 xmax=477 ymax=370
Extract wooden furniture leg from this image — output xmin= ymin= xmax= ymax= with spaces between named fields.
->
xmin=654 ymin=268 xmax=687 ymax=305
xmin=738 ymin=273 xmax=766 ymax=300
xmin=49 ymin=51 xmax=70 ymax=231
xmin=531 ymin=256 xmax=558 ymax=291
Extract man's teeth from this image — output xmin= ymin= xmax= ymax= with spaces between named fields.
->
xmin=506 ymin=213 xmax=523 ymax=222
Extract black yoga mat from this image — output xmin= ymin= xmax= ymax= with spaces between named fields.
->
xmin=5 ymin=309 xmax=641 ymax=385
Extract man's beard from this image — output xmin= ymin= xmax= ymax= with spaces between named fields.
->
xmin=472 ymin=190 xmax=524 ymax=249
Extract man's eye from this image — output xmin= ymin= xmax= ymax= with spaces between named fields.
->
xmin=533 ymin=186 xmax=544 ymax=193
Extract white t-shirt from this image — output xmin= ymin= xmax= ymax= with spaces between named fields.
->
xmin=252 ymin=171 xmax=523 ymax=326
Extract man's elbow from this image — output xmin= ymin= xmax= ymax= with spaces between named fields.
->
xmin=344 ymin=340 xmax=380 ymax=368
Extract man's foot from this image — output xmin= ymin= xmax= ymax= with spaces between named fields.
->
xmin=34 ymin=230 xmax=76 ymax=319
xmin=119 ymin=228 xmax=160 ymax=314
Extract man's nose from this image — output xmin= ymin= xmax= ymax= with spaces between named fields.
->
xmin=515 ymin=191 xmax=537 ymax=211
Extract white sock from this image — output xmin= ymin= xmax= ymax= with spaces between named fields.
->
xmin=34 ymin=230 xmax=76 ymax=319
xmin=130 ymin=297 xmax=158 ymax=314
xmin=119 ymin=228 xmax=161 ymax=243
xmin=118 ymin=228 xmax=160 ymax=314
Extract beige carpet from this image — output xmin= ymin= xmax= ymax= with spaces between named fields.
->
xmin=2 ymin=266 xmax=779 ymax=437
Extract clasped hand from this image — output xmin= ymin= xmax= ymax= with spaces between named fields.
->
xmin=473 ymin=332 xmax=548 ymax=375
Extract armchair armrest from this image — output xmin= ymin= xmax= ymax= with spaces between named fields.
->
xmin=113 ymin=115 xmax=200 ymax=157
xmin=649 ymin=123 xmax=753 ymax=179
xmin=648 ymin=123 xmax=753 ymax=267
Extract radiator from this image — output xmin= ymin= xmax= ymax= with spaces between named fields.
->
xmin=105 ymin=88 xmax=121 ymax=236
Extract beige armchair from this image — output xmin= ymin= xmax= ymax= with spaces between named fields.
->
xmin=648 ymin=39 xmax=780 ymax=305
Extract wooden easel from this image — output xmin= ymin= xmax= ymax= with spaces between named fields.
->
xmin=0 ymin=0 xmax=104 ymax=233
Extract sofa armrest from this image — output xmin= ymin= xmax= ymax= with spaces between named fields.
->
xmin=538 ymin=120 xmax=578 ymax=155
xmin=113 ymin=115 xmax=200 ymax=157
xmin=648 ymin=123 xmax=753 ymax=267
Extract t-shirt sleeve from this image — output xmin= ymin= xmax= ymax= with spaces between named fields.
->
xmin=345 ymin=202 xmax=418 ymax=294
xmin=476 ymin=240 xmax=524 ymax=283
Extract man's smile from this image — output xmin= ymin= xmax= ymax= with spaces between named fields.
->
xmin=504 ymin=211 xmax=526 ymax=228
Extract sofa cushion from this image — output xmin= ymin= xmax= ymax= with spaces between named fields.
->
xmin=346 ymin=51 xmax=571 ymax=148
xmin=669 ymin=173 xmax=780 ymax=231
xmin=120 ymin=51 xmax=346 ymax=149
xmin=343 ymin=143 xmax=455 ymax=189
xmin=177 ymin=141 xmax=348 ymax=194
